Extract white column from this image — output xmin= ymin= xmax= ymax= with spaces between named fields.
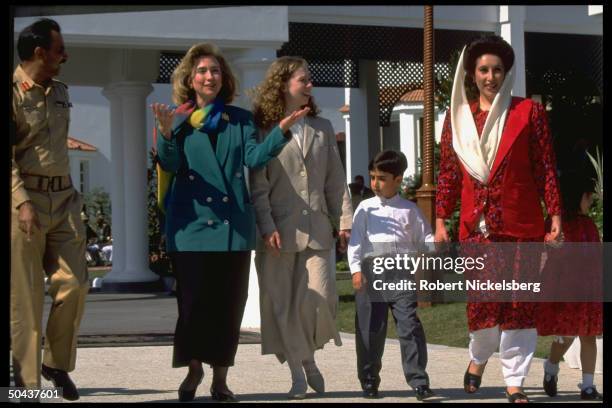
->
xmin=588 ymin=5 xmax=603 ymax=16
xmin=101 ymin=86 xmax=126 ymax=278
xmin=102 ymin=81 xmax=158 ymax=286
xmin=342 ymin=110 xmax=354 ymax=185
xmin=500 ymin=6 xmax=527 ymax=97
xmin=231 ymin=48 xmax=276 ymax=329
xmin=346 ymin=60 xmax=377 ymax=184
xmin=231 ymin=48 xmax=276 ymax=110
xmin=399 ymin=110 xmax=419 ymax=180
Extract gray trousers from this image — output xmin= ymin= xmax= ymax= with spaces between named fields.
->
xmin=354 ymin=258 xmax=429 ymax=389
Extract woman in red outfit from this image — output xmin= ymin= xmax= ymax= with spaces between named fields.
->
xmin=537 ymin=170 xmax=603 ymax=400
xmin=434 ymin=36 xmax=562 ymax=403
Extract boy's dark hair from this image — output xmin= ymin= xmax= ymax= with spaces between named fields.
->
xmin=368 ymin=150 xmax=408 ymax=178
xmin=17 ymin=18 xmax=61 ymax=61
xmin=559 ymin=169 xmax=595 ymax=218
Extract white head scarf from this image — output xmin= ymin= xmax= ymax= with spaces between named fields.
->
xmin=450 ymin=46 xmax=515 ymax=184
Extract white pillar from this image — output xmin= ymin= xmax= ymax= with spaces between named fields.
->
xmin=399 ymin=109 xmax=420 ymax=180
xmin=102 ymin=81 xmax=158 ymax=288
xmin=500 ymin=6 xmax=527 ymax=97
xmin=231 ymin=48 xmax=276 ymax=110
xmin=342 ymin=110 xmax=354 ymax=186
xmin=231 ymin=48 xmax=276 ymax=329
xmin=345 ymin=60 xmax=377 ymax=184
xmin=101 ymin=86 xmax=126 ymax=278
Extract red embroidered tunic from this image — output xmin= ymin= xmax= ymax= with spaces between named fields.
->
xmin=436 ymin=99 xmax=561 ymax=236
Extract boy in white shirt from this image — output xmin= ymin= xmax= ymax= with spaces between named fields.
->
xmin=348 ymin=150 xmax=435 ymax=401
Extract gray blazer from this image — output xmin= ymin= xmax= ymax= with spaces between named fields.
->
xmin=250 ymin=115 xmax=353 ymax=252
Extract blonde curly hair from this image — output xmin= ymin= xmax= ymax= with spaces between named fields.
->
xmin=251 ymin=56 xmax=319 ymax=130
xmin=171 ymin=42 xmax=237 ymax=105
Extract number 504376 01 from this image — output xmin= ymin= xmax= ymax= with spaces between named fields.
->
xmin=4 ymin=387 xmax=62 ymax=402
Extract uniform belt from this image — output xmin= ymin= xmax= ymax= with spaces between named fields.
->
xmin=21 ymin=173 xmax=73 ymax=192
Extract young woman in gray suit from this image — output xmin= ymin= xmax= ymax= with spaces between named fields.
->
xmin=250 ymin=57 xmax=353 ymax=399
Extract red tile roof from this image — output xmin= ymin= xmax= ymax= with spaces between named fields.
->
xmin=339 ymin=87 xmax=425 ymax=113
xmin=398 ymin=89 xmax=424 ymax=103
xmin=67 ymin=137 xmax=97 ymax=152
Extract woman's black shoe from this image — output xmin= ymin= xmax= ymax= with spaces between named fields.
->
xmin=463 ymin=360 xmax=486 ymax=393
xmin=178 ymin=371 xmax=203 ymax=402
xmin=505 ymin=390 xmax=529 ymax=403
xmin=210 ymin=387 xmax=238 ymax=402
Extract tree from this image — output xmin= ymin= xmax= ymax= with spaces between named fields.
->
xmin=148 ymin=148 xmax=172 ymax=277
xmin=82 ymin=187 xmax=111 ymax=227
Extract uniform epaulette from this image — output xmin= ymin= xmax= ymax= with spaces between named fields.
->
xmin=15 ymin=80 xmax=34 ymax=93
xmin=52 ymin=79 xmax=69 ymax=89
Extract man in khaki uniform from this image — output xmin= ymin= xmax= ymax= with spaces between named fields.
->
xmin=12 ymin=18 xmax=88 ymax=400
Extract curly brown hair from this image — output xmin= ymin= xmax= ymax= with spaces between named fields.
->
xmin=171 ymin=42 xmax=237 ymax=105
xmin=250 ymin=56 xmax=319 ymax=130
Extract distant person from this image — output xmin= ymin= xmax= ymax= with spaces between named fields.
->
xmin=95 ymin=211 xmax=111 ymax=244
xmin=81 ymin=206 xmax=97 ymax=243
xmin=250 ymin=56 xmax=353 ymax=399
xmin=152 ymin=42 xmax=303 ymax=402
xmin=349 ymin=175 xmax=375 ymax=210
xmin=95 ymin=211 xmax=112 ymax=264
xmin=348 ymin=150 xmax=435 ymax=401
xmin=12 ymin=18 xmax=88 ymax=400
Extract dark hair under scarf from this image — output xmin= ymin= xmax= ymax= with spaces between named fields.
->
xmin=463 ymin=35 xmax=515 ymax=77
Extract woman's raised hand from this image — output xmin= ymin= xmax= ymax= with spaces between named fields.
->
xmin=279 ymin=106 xmax=310 ymax=133
xmin=151 ymin=103 xmax=176 ymax=140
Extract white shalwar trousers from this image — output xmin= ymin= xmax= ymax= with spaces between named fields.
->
xmin=468 ymin=325 xmax=537 ymax=387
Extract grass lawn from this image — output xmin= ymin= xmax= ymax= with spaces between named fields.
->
xmin=336 ymin=278 xmax=554 ymax=359
xmin=88 ymin=267 xmax=111 ymax=280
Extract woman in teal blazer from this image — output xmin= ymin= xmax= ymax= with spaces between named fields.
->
xmin=152 ymin=42 xmax=309 ymax=402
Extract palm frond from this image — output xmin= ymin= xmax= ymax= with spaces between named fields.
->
xmin=586 ymin=146 xmax=603 ymax=200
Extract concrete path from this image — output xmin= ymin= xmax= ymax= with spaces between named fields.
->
xmin=31 ymin=333 xmax=601 ymax=403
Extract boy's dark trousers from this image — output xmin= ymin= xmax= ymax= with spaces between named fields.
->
xmin=354 ymin=261 xmax=429 ymax=390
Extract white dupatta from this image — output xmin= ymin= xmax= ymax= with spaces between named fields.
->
xmin=450 ymin=46 xmax=515 ymax=185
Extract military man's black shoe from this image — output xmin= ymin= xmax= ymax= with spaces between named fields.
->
xmin=41 ymin=364 xmax=79 ymax=401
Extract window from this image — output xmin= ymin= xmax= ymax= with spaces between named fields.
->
xmin=79 ymin=160 xmax=89 ymax=193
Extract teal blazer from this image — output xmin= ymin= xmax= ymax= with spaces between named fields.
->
xmin=156 ymin=104 xmax=289 ymax=252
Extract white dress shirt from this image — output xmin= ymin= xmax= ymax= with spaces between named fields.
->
xmin=347 ymin=194 xmax=434 ymax=274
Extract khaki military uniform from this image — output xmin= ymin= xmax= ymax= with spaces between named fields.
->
xmin=11 ymin=65 xmax=89 ymax=388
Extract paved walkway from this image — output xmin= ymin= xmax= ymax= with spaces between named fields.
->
xmin=31 ymin=332 xmax=600 ymax=403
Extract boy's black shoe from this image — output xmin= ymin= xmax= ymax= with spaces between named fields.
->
xmin=543 ymin=372 xmax=558 ymax=397
xmin=580 ymin=386 xmax=603 ymax=401
xmin=362 ymin=382 xmax=380 ymax=399
xmin=414 ymin=385 xmax=435 ymax=401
